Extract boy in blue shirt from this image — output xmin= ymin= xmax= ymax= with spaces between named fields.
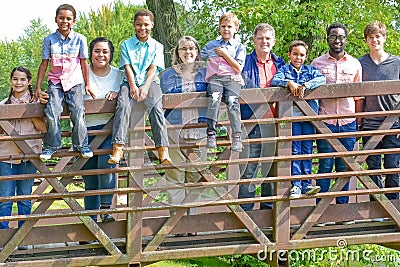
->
xmin=36 ymin=4 xmax=94 ymax=160
xmin=201 ymin=13 xmax=246 ymax=151
xmin=271 ymin=40 xmax=326 ymax=198
xmin=108 ymin=9 xmax=171 ymax=164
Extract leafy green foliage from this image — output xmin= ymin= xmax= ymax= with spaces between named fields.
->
xmin=0 ymin=42 xmax=23 ymax=100
xmin=18 ymin=19 xmax=51 ymax=73
xmin=185 ymin=0 xmax=400 ymax=63
xmin=0 ymin=18 xmax=50 ymax=100
xmin=76 ymin=0 xmax=145 ymax=67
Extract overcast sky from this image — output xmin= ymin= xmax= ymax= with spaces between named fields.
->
xmin=0 ymin=0 xmax=144 ymax=41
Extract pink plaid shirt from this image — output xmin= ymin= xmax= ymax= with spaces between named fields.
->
xmin=311 ymin=52 xmax=362 ymax=126
xmin=42 ymin=29 xmax=88 ymax=91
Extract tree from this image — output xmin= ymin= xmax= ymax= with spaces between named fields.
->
xmin=18 ymin=19 xmax=51 ymax=69
xmin=146 ymin=0 xmax=181 ymax=67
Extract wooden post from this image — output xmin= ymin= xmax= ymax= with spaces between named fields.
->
xmin=268 ymin=101 xmax=292 ymax=267
xmin=126 ymin=102 xmax=146 ymax=261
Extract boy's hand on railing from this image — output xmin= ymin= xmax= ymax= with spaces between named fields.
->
xmin=288 ymin=81 xmax=305 ymax=98
xmin=297 ymin=85 xmax=305 ymax=98
xmin=105 ymin=91 xmax=118 ymax=101
xmin=38 ymin=91 xmax=49 ymax=104
xmin=85 ymin=86 xmax=96 ymax=99
xmin=33 ymin=90 xmax=42 ymax=102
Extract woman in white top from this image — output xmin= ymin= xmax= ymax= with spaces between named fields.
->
xmin=40 ymin=37 xmax=123 ymax=223
xmin=81 ymin=37 xmax=123 ymax=223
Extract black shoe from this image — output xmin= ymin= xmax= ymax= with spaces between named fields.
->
xmin=100 ymin=213 xmax=115 ymax=223
xmin=18 ymin=245 xmax=29 ymax=250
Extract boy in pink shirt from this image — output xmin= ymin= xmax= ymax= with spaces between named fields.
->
xmin=201 ymin=13 xmax=246 ymax=151
xmin=311 ymin=22 xmax=362 ymax=208
xmin=35 ymin=4 xmax=94 ymax=160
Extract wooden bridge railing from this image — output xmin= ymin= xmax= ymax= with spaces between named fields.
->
xmin=0 ymin=80 xmax=400 ymax=266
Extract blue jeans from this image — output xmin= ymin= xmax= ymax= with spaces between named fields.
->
xmin=43 ymin=82 xmax=89 ymax=150
xmin=238 ymin=124 xmax=276 ymax=210
xmin=206 ymin=75 xmax=242 ymax=135
xmin=112 ymin=82 xmax=169 ymax=147
xmin=363 ymin=131 xmax=400 ymax=200
xmin=0 ymin=161 xmax=36 ymax=229
xmin=316 ymin=121 xmax=356 ymax=204
xmin=82 ymin=125 xmax=116 ymax=221
xmin=292 ymin=121 xmax=315 ymax=192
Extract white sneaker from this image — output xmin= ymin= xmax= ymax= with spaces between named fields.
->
xmin=80 ymin=147 xmax=93 ymax=158
xmin=40 ymin=148 xmax=56 ymax=160
xmin=290 ymin=186 xmax=301 ymax=199
xmin=206 ymin=134 xmax=217 ymax=148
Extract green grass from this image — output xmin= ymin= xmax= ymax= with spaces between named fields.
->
xmin=12 ymin=182 xmax=85 ymax=213
xmin=147 ymin=245 xmax=400 ymax=267
xmin=147 ymin=257 xmax=233 ymax=267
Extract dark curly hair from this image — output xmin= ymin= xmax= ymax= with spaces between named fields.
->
xmin=326 ymin=22 xmax=348 ymax=37
xmin=89 ymin=37 xmax=115 ymax=63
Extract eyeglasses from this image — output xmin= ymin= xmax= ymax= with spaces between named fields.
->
xmin=328 ymin=35 xmax=346 ymax=42
xmin=178 ymin=47 xmax=197 ymax=52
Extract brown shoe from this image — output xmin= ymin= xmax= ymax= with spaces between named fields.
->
xmin=108 ymin=144 xmax=124 ymax=164
xmin=157 ymin=146 xmax=171 ymax=164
